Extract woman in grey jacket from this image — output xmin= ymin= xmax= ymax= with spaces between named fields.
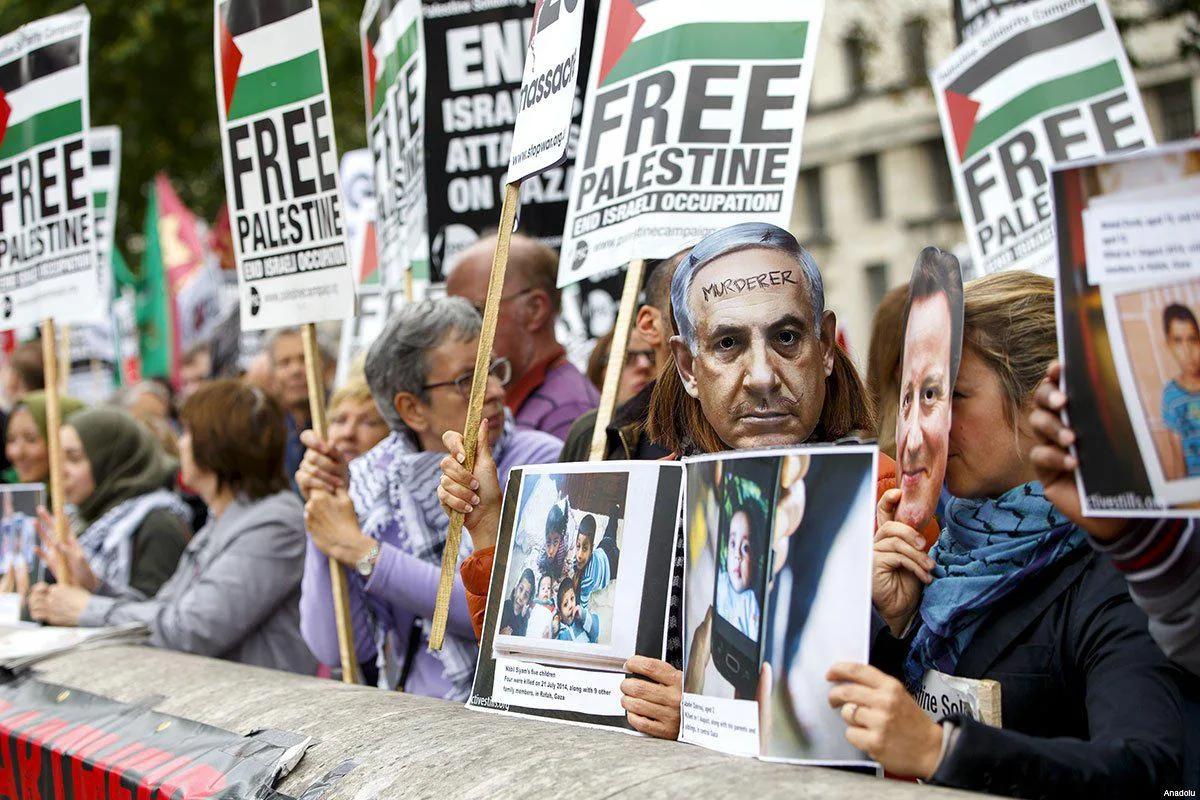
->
xmin=30 ymin=380 xmax=316 ymax=675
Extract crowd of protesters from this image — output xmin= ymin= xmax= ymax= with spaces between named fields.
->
xmin=0 ymin=222 xmax=1194 ymax=797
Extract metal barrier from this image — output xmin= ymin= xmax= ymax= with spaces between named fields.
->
xmin=27 ymin=645 xmax=984 ymax=799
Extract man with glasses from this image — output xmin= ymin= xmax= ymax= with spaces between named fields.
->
xmin=446 ymin=233 xmax=598 ymax=441
xmin=559 ymin=249 xmax=690 ymax=462
xmin=295 ymin=297 xmax=561 ymax=696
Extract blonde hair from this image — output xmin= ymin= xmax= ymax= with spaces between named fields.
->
xmin=329 ymin=373 xmax=374 ymax=414
xmin=961 ymin=271 xmax=1057 ymax=425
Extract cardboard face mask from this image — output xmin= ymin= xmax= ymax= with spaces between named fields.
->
xmin=895 ymin=249 xmax=964 ymax=531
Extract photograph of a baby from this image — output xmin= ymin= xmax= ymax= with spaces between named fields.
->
xmin=497 ymin=471 xmax=626 ymax=649
xmin=714 ymin=473 xmax=769 ymax=642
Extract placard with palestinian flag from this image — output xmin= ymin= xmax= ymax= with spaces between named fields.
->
xmin=931 ymin=0 xmax=1153 ymax=277
xmin=558 ymin=0 xmax=824 ymax=286
xmin=215 ymin=0 xmax=356 ymax=331
xmin=362 ymin=0 xmax=426 ymax=289
xmin=954 ymin=0 xmax=1036 ymax=44
xmin=0 ymin=8 xmax=102 ymax=330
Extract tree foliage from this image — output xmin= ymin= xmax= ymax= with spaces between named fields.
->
xmin=0 ymin=0 xmax=368 ymax=264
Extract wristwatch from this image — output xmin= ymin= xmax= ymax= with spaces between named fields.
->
xmin=356 ymin=541 xmax=381 ymax=578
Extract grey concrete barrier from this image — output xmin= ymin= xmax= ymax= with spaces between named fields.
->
xmin=27 ymin=645 xmax=987 ymax=799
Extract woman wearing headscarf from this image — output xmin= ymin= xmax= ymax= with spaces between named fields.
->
xmin=4 ymin=392 xmax=85 ymax=489
xmin=827 ymin=272 xmax=1184 ymax=798
xmin=59 ymin=407 xmax=190 ymax=599
xmin=30 ymin=380 xmax=315 ymax=674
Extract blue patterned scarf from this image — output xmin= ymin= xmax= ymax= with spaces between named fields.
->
xmin=903 ymin=482 xmax=1087 ymax=687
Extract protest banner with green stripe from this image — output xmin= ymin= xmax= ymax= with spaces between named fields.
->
xmin=559 ymin=0 xmax=825 ymax=285
xmin=932 ymin=0 xmax=1153 ymax=277
xmin=361 ymin=0 xmax=426 ymax=289
xmin=0 ymin=9 xmax=102 ymax=329
xmin=215 ymin=0 xmax=356 ymax=331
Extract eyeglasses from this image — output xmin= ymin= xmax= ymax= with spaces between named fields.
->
xmin=423 ymin=357 xmax=513 ymax=399
xmin=472 ymin=287 xmax=535 ymax=318
xmin=627 ymin=349 xmax=656 ymax=368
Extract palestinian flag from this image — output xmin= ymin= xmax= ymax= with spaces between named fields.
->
xmin=218 ymin=0 xmax=324 ymax=120
xmin=942 ymin=2 xmax=1124 ymax=162
xmin=362 ymin=0 xmax=421 ymax=117
xmin=597 ymin=0 xmax=810 ymax=87
xmin=0 ymin=15 xmax=86 ymax=161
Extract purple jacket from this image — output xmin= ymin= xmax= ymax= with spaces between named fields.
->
xmin=300 ymin=427 xmax=561 ymax=699
xmin=508 ymin=350 xmax=598 ymax=441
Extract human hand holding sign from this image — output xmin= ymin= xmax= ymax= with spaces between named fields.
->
xmin=438 ymin=419 xmax=503 ymax=551
xmin=1029 ymin=361 xmax=1127 ymax=542
xmin=874 ymin=489 xmax=933 ymax=637
xmin=296 ymin=430 xmax=349 ymax=500
xmin=35 ymin=506 xmax=98 ymax=592
xmin=826 ymin=662 xmax=944 ymax=778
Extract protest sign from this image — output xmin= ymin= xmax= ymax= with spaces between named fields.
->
xmin=215 ymin=0 xmax=358 ymax=679
xmin=0 ymin=9 xmax=102 ymax=329
xmin=64 ymin=126 xmax=124 ymax=403
xmin=954 ymin=0 xmax=1035 ymax=44
xmin=0 ymin=676 xmax=309 ymax=798
xmin=430 ymin=0 xmax=590 ymax=650
xmin=468 ymin=461 xmax=683 ymax=732
xmin=1055 ymin=141 xmax=1200 ymax=516
xmin=507 ymin=0 xmax=586 ymax=183
xmin=215 ymin=0 xmax=356 ymax=331
xmin=932 ymin=0 xmax=1153 ymax=277
xmin=558 ymin=0 xmax=824 ymax=286
xmin=362 ymin=0 xmax=427 ymax=289
xmin=421 ymin=0 xmax=596 ymax=281
xmin=681 ymin=446 xmax=876 ymax=766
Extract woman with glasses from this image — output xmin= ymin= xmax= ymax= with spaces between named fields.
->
xmin=296 ymin=297 xmax=562 ymax=698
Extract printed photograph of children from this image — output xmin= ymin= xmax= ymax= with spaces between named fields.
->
xmin=714 ymin=470 xmax=770 ymax=643
xmin=1105 ymin=279 xmax=1200 ymax=507
xmin=498 ymin=470 xmax=627 ymax=649
xmin=0 ymin=485 xmax=45 ymax=604
xmin=1055 ymin=141 xmax=1200 ymax=515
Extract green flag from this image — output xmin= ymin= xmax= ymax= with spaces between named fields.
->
xmin=137 ymin=182 xmax=173 ymax=380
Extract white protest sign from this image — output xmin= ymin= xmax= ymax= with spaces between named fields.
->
xmin=0 ymin=9 xmax=102 ymax=329
xmin=914 ymin=669 xmax=1002 ymax=727
xmin=932 ymin=0 xmax=1153 ymax=277
xmin=361 ymin=0 xmax=426 ymax=287
xmin=507 ymin=0 xmax=586 ymax=184
xmin=215 ymin=0 xmax=356 ymax=331
xmin=558 ymin=0 xmax=824 ymax=287
xmin=65 ymin=125 xmax=124 ymax=377
xmin=491 ymin=658 xmax=625 ymax=717
xmin=1083 ymin=197 xmax=1200 ymax=286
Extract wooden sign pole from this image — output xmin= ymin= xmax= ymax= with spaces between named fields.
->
xmin=430 ymin=181 xmax=521 ymax=651
xmin=588 ymin=259 xmax=645 ymax=462
xmin=40 ymin=319 xmax=71 ymax=586
xmin=57 ymin=325 xmax=70 ymax=390
xmin=301 ymin=323 xmax=358 ymax=684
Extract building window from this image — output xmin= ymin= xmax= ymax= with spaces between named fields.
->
xmin=865 ymin=263 xmax=890 ymax=313
xmin=859 ymin=154 xmax=885 ymax=220
xmin=1157 ymin=80 xmax=1195 ymax=141
xmin=904 ymin=18 xmax=928 ymax=85
xmin=925 ymin=139 xmax=957 ymax=215
xmin=803 ymin=168 xmax=827 ymax=238
xmin=843 ymin=28 xmax=867 ymax=96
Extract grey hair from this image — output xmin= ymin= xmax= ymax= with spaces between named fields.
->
xmin=363 ymin=297 xmax=483 ymax=432
xmin=670 ymin=222 xmax=826 ymax=352
xmin=266 ymin=326 xmax=336 ymax=365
